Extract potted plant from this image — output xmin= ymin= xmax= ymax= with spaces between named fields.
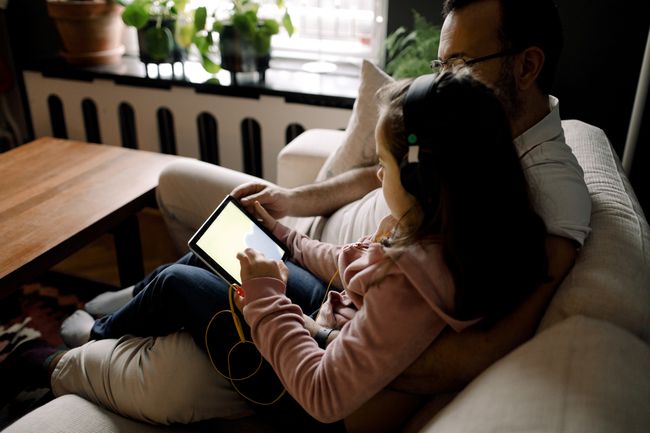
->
xmin=384 ymin=11 xmax=440 ymax=79
xmin=121 ymin=0 xmax=190 ymax=64
xmin=217 ymin=0 xmax=293 ymax=77
xmin=120 ymin=0 xmax=293 ymax=76
xmin=188 ymin=0 xmax=294 ymax=79
xmin=47 ymin=0 xmax=125 ymax=66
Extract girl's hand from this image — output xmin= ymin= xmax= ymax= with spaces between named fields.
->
xmin=237 ymin=248 xmax=289 ymax=284
xmin=233 ymin=286 xmax=245 ymax=313
xmin=372 ymin=215 xmax=398 ymax=242
xmin=252 ymin=201 xmax=278 ymax=231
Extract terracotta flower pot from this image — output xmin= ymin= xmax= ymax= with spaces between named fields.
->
xmin=47 ymin=0 xmax=125 ymax=66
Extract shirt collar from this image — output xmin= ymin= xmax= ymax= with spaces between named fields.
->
xmin=513 ymin=96 xmax=563 ymax=156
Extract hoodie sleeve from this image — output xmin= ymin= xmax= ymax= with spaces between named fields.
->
xmin=242 ymin=271 xmax=447 ymax=423
xmin=272 ymin=223 xmax=343 ymax=287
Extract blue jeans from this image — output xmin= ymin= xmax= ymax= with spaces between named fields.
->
xmin=90 ymin=252 xmax=328 ymax=347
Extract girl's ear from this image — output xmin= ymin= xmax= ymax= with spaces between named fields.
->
xmin=516 ymin=46 xmax=545 ymax=91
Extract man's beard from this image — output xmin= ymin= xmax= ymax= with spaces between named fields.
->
xmin=494 ymin=58 xmax=524 ymax=125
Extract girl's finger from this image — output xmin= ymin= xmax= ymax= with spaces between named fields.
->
xmin=254 ymin=201 xmax=273 ymax=222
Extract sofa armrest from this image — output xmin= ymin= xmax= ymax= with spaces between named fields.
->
xmin=404 ymin=316 xmax=650 ymax=433
xmin=276 ymin=129 xmax=346 ymax=188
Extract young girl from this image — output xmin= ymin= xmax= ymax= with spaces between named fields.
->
xmin=233 ymin=71 xmax=549 ymax=425
xmin=57 ymin=71 xmax=548 ymax=430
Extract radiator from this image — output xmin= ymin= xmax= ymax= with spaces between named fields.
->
xmin=22 ymin=71 xmax=353 ymax=182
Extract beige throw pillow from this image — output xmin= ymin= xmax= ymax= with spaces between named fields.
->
xmin=315 ymin=59 xmax=393 ymax=181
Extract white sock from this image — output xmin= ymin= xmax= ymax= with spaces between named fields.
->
xmin=60 ymin=310 xmax=95 ymax=348
xmin=84 ymin=286 xmax=135 ymax=318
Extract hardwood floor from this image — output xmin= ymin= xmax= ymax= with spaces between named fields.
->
xmin=51 ymin=208 xmax=180 ymax=287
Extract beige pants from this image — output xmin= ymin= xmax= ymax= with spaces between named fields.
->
xmin=52 ymin=332 xmax=254 ymax=424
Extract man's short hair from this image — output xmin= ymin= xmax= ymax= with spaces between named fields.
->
xmin=443 ymin=0 xmax=563 ymax=94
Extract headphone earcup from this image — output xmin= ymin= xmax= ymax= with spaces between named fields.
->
xmin=400 ymin=159 xmax=421 ymax=197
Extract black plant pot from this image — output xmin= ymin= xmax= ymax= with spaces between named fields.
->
xmin=219 ymin=24 xmax=271 ymax=79
xmin=137 ymin=18 xmax=186 ymax=64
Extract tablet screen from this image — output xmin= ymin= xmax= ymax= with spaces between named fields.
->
xmin=188 ymin=196 xmax=288 ymax=285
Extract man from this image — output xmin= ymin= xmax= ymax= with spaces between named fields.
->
xmin=56 ymin=0 xmax=590 ymax=426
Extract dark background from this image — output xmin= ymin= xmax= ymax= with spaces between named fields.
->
xmin=2 ymin=0 xmax=649 ymax=214
xmin=390 ymin=0 xmax=650 ymax=215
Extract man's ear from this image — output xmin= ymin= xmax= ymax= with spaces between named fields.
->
xmin=516 ymin=46 xmax=545 ymax=91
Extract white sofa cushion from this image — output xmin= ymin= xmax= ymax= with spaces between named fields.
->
xmin=276 ymin=129 xmax=346 ymax=189
xmin=540 ymin=120 xmax=650 ymax=343
xmin=315 ymin=59 xmax=392 ymax=182
xmin=1 ymin=394 xmax=280 ymax=433
xmin=414 ymin=316 xmax=650 ymax=433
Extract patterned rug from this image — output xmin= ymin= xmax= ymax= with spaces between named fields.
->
xmin=0 ymin=282 xmax=95 ymax=429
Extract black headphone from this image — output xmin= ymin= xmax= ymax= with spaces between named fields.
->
xmin=400 ymin=73 xmax=439 ymax=198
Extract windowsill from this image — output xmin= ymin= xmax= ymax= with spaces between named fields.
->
xmin=22 ymin=55 xmax=359 ymax=109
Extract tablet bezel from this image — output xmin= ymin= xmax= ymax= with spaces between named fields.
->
xmin=187 ymin=195 xmax=289 ymax=286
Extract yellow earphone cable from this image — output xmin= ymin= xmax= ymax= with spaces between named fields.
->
xmin=205 ymin=268 xmax=340 ymax=406
xmin=204 ymin=284 xmax=286 ymax=405
xmin=315 ymin=269 xmax=339 ymax=323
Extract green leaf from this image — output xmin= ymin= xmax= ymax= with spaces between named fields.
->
xmin=232 ymin=12 xmax=257 ymax=37
xmin=176 ymin=21 xmax=195 ymax=48
xmin=194 ymin=6 xmax=207 ymax=32
xmin=122 ymin=3 xmax=148 ymax=29
xmin=192 ymin=32 xmax=210 ymax=54
xmin=212 ymin=20 xmax=224 ymax=33
xmin=261 ymin=19 xmax=280 ymax=36
xmin=201 ymin=54 xmax=221 ymax=74
xmin=254 ymin=32 xmax=271 ymax=55
xmin=384 ymin=10 xmax=440 ymax=78
xmin=276 ymin=0 xmax=285 ymax=8
xmin=282 ymin=11 xmax=294 ymax=37
xmin=144 ymin=26 xmax=174 ymax=61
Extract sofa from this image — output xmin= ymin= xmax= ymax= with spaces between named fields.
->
xmin=3 ymin=117 xmax=649 ymax=433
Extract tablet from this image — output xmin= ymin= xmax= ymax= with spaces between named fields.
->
xmin=188 ymin=195 xmax=289 ymax=286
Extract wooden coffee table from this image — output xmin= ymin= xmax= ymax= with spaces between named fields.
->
xmin=0 ymin=137 xmax=187 ymax=300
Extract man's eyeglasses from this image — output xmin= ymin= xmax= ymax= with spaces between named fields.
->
xmin=431 ymin=49 xmax=521 ymax=73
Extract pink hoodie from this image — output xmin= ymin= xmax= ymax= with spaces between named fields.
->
xmin=242 ymin=223 xmax=478 ymax=423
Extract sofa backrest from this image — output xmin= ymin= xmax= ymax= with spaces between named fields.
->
xmin=539 ymin=120 xmax=650 ymax=343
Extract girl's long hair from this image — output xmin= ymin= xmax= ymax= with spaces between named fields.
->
xmin=377 ymin=71 xmax=548 ymax=320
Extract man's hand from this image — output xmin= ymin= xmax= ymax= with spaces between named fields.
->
xmin=231 ymin=166 xmax=380 ymax=219
xmin=231 ymin=182 xmax=294 ymax=219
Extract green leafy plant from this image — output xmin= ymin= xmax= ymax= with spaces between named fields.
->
xmin=120 ymin=0 xmax=189 ymax=62
xmin=120 ymin=0 xmax=293 ymax=74
xmin=384 ymin=11 xmax=440 ymax=79
xmin=216 ymin=0 xmax=293 ymax=52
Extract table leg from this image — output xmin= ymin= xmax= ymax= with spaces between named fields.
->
xmin=113 ymin=214 xmax=145 ymax=287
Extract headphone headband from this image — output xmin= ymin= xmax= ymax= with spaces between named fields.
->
xmin=399 ymin=73 xmax=439 ymax=198
xmin=403 ymin=74 xmax=437 ymax=152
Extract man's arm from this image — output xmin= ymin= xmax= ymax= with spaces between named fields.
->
xmin=390 ymin=235 xmax=578 ymax=394
xmin=232 ymin=166 xmax=380 ymax=219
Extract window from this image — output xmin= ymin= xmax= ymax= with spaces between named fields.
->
xmin=192 ymin=0 xmax=387 ymax=73
xmin=271 ymin=0 xmax=388 ymax=71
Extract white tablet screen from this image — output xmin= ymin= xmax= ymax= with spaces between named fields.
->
xmin=189 ymin=197 xmax=288 ymax=285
